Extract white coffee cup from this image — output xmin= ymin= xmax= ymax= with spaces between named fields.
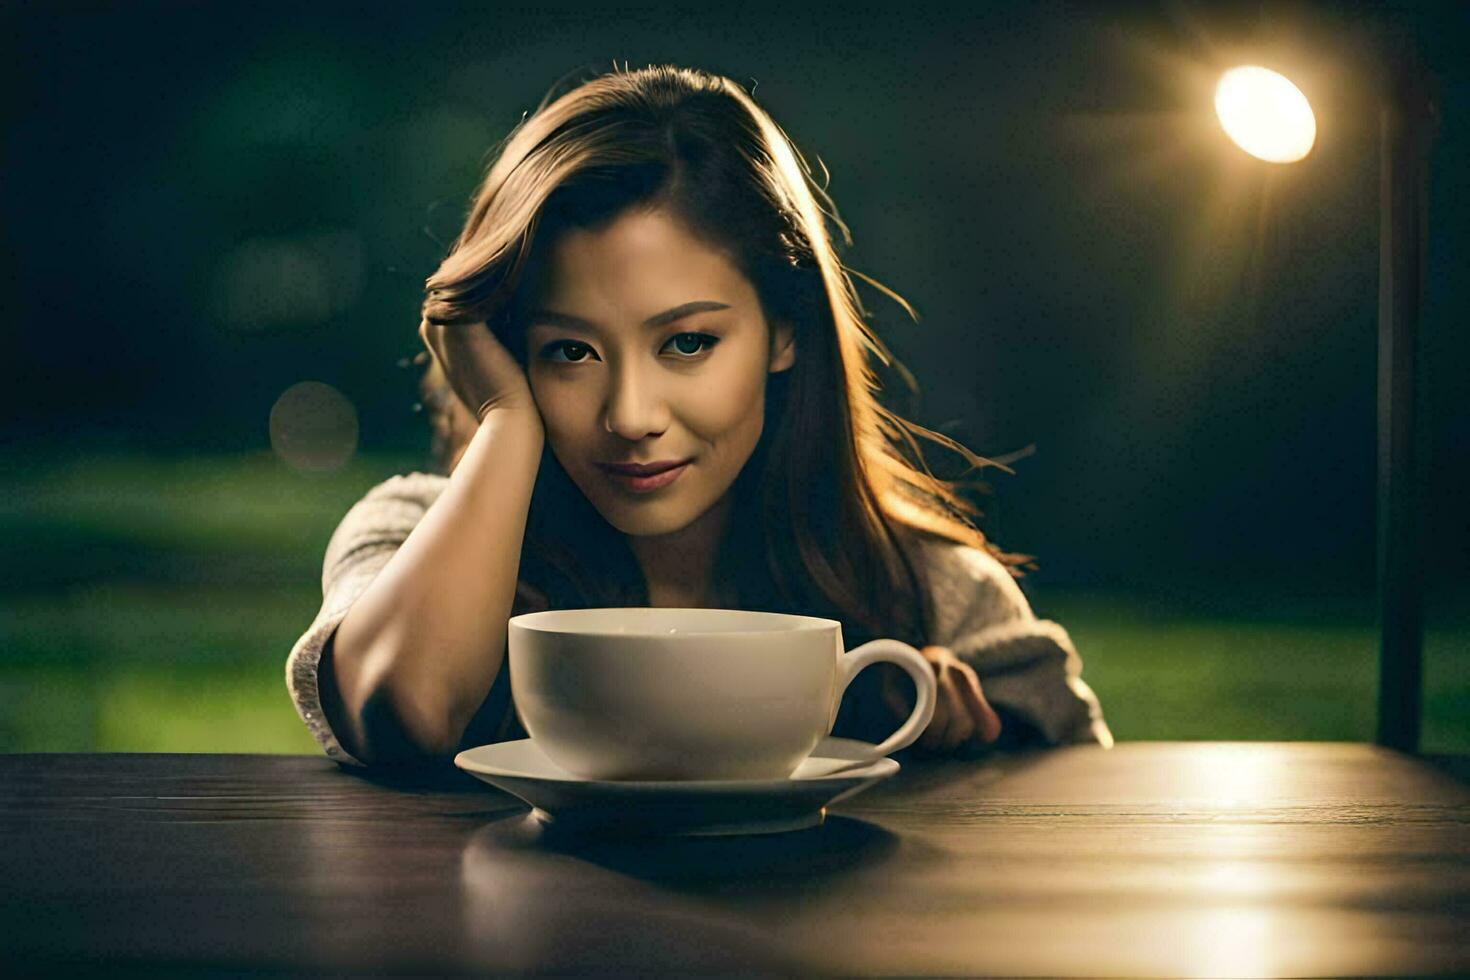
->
xmin=507 ymin=606 xmax=938 ymax=781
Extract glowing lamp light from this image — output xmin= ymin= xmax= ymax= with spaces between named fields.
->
xmin=1214 ymin=65 xmax=1317 ymax=163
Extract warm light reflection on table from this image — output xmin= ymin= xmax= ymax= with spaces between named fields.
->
xmin=3 ymin=744 xmax=1465 ymax=976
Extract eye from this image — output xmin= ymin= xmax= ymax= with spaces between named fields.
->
xmin=663 ymin=332 xmax=720 ymax=358
xmin=537 ymin=333 xmax=721 ymax=364
xmin=539 ymin=340 xmax=596 ymax=364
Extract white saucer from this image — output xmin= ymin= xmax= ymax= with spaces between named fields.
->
xmin=454 ymin=735 xmax=899 ymax=837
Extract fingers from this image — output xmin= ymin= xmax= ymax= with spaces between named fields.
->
xmin=881 ymin=648 xmax=1001 ymax=755
xmin=940 ymin=667 xmax=975 ymax=746
xmin=419 ymin=318 xmax=444 ymax=366
xmin=956 ymin=665 xmax=1003 ymax=744
xmin=918 ymin=670 xmax=970 ymax=751
xmin=881 ymin=666 xmax=953 ymax=752
xmin=924 ymin=648 xmax=971 ymax=751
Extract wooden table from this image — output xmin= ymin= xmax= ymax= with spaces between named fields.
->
xmin=4 ymin=743 xmax=1467 ymax=976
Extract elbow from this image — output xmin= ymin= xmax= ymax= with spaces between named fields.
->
xmin=354 ymin=677 xmax=463 ymax=767
xmin=320 ymin=631 xmax=460 ymax=768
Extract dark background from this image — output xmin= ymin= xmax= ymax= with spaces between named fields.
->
xmin=2 ymin=0 xmax=1465 ymax=755
xmin=3 ymin=0 xmax=1465 ymax=597
xmin=5 ymin=1 xmax=1464 ymax=599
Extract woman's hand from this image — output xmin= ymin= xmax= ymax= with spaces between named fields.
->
xmin=419 ymin=316 xmax=540 ymax=425
xmin=881 ymin=645 xmax=1003 ymax=754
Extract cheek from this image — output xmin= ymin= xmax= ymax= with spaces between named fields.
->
xmin=686 ymin=353 xmax=767 ymax=437
xmin=528 ymin=374 xmax=589 ymax=437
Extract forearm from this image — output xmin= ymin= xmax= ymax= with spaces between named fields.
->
xmin=328 ymin=410 xmax=543 ymax=764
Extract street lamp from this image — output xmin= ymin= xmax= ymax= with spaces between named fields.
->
xmin=1212 ymin=24 xmax=1437 ymax=754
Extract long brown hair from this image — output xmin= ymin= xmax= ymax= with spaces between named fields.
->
xmin=417 ymin=64 xmax=1036 ymax=657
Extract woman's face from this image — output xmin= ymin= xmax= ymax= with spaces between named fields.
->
xmin=522 ymin=204 xmax=796 ymax=538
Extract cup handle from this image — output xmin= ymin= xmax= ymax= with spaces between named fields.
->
xmin=830 ymin=638 xmax=936 ymax=766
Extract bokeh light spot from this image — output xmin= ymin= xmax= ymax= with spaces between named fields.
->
xmin=270 ymin=381 xmax=359 ymax=473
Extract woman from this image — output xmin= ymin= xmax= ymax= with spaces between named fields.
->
xmin=286 ymin=64 xmax=1113 ymax=770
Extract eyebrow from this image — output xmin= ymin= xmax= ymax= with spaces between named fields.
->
xmin=526 ymin=300 xmax=732 ymax=333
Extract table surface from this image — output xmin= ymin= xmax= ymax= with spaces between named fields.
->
xmin=4 ymin=742 xmax=1467 ymax=977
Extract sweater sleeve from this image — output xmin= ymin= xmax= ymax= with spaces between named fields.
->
xmin=284 ymin=472 xmax=449 ymax=768
xmin=921 ymin=540 xmax=1115 ymax=753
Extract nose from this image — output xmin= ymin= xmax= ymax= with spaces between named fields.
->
xmin=602 ymin=357 xmax=671 ymax=441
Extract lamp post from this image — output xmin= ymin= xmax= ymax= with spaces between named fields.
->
xmin=1214 ymin=18 xmax=1437 ymax=754
xmin=1374 ymin=23 xmax=1436 ymax=754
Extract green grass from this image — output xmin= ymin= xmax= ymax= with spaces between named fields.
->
xmin=1 ymin=451 xmax=1466 ymax=754
xmin=0 ymin=449 xmax=424 ymax=755
xmin=0 ymin=659 xmax=321 ymax=754
xmin=1035 ymin=592 xmax=1468 ymax=748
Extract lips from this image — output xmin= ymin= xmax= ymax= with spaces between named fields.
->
xmin=597 ymin=459 xmax=692 ymax=477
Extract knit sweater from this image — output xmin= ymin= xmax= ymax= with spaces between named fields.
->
xmin=285 ymin=472 xmax=1114 ymax=769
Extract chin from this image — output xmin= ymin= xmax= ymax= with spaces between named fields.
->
xmin=597 ymin=502 xmax=693 ymax=538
